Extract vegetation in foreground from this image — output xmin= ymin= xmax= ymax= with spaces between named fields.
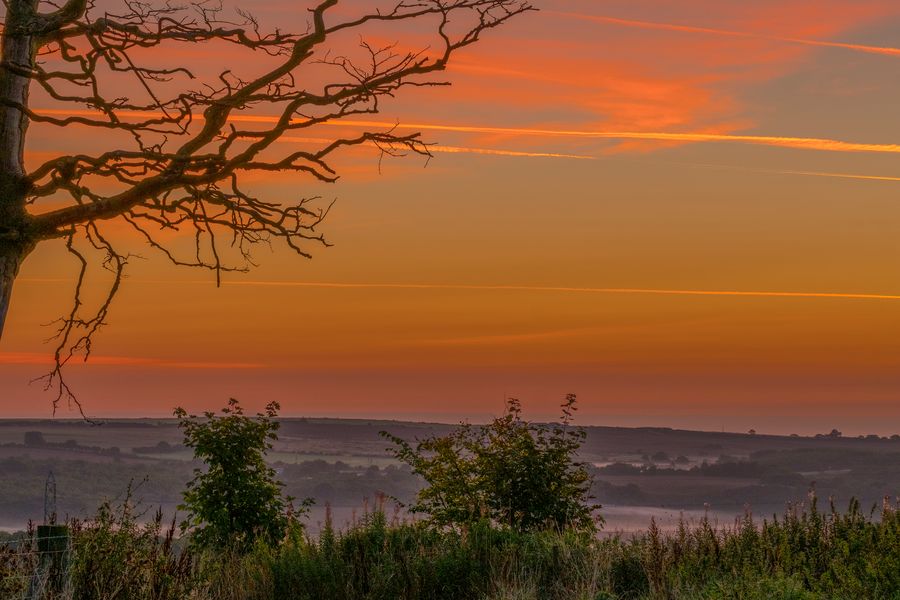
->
xmin=2 ymin=495 xmax=899 ymax=599
xmin=2 ymin=397 xmax=899 ymax=599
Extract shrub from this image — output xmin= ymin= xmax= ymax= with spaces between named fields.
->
xmin=67 ymin=489 xmax=194 ymax=600
xmin=382 ymin=394 xmax=601 ymax=533
xmin=175 ymin=399 xmax=304 ymax=550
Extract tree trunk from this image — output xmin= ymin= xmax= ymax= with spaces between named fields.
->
xmin=0 ymin=0 xmax=40 ymax=340
xmin=0 ymin=240 xmax=31 ymax=340
xmin=0 ymin=0 xmax=38 ymax=177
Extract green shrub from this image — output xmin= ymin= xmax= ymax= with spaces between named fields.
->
xmin=175 ymin=399 xmax=306 ymax=551
xmin=382 ymin=394 xmax=600 ymax=533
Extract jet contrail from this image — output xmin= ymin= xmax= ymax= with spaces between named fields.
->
xmin=219 ymin=281 xmax=900 ymax=302
xmin=279 ymin=136 xmax=594 ymax=160
xmin=665 ymin=161 xmax=900 ymax=184
xmin=555 ymin=12 xmax=900 ymax=58
xmin=19 ymin=277 xmax=900 ymax=302
xmin=28 ymin=109 xmax=900 ymax=183
xmin=34 ymin=108 xmax=900 ymax=155
xmin=316 ymin=119 xmax=900 ymax=155
xmin=765 ymin=169 xmax=900 ymax=183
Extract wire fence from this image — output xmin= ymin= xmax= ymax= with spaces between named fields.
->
xmin=0 ymin=521 xmax=74 ymax=600
xmin=0 ymin=535 xmax=71 ymax=550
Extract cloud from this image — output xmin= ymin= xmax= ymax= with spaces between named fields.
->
xmin=556 ymin=12 xmax=900 ymax=58
xmin=34 ymin=109 xmax=900 ymax=155
xmin=328 ymin=121 xmax=900 ymax=154
xmin=0 ymin=352 xmax=263 ymax=369
xmin=27 ymin=1 xmax=900 ymax=162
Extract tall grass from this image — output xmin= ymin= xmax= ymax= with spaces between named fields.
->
xmin=2 ymin=493 xmax=899 ymax=599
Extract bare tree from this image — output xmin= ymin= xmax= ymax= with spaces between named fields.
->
xmin=0 ymin=0 xmax=532 ymax=408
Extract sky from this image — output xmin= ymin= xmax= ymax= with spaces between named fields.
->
xmin=2 ymin=0 xmax=900 ymax=435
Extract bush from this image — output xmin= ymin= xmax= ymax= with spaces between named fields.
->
xmin=66 ymin=488 xmax=194 ymax=600
xmin=175 ymin=399 xmax=305 ymax=550
xmin=382 ymin=394 xmax=600 ymax=533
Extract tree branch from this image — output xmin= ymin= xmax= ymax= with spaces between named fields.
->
xmin=0 ymin=0 xmax=534 ymax=408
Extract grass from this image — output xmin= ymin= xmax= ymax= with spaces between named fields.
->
xmin=2 ymin=492 xmax=899 ymax=599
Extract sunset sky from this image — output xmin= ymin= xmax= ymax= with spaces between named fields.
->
xmin=3 ymin=0 xmax=900 ymax=435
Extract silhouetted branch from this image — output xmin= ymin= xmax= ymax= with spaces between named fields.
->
xmin=0 ymin=0 xmax=534 ymax=408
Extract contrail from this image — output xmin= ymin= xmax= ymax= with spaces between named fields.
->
xmin=19 ymin=277 xmax=900 ymax=302
xmin=28 ymin=108 xmax=900 ymax=183
xmin=555 ymin=12 xmax=900 ymax=58
xmin=318 ymin=119 xmax=900 ymax=155
xmin=426 ymin=143 xmax=593 ymax=160
xmin=666 ymin=161 xmax=900 ymax=184
xmin=279 ymin=136 xmax=594 ymax=160
xmin=0 ymin=350 xmax=263 ymax=369
xmin=34 ymin=108 xmax=900 ymax=155
xmin=219 ymin=281 xmax=900 ymax=302
xmin=767 ymin=169 xmax=900 ymax=183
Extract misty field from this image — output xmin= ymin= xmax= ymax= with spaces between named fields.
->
xmin=2 ymin=412 xmax=900 ymax=599
xmin=1 ymin=418 xmax=899 ymax=530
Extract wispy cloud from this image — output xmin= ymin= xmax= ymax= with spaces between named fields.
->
xmin=0 ymin=352 xmax=263 ymax=369
xmin=329 ymin=122 xmax=900 ymax=155
xmin=35 ymin=108 xmax=900 ymax=156
xmin=25 ymin=106 xmax=900 ymax=194
xmin=557 ymin=12 xmax=900 ymax=58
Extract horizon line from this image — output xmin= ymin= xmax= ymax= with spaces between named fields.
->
xmin=0 ymin=413 xmax=886 ymax=439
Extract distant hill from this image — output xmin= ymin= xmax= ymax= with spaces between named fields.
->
xmin=0 ymin=418 xmax=897 ymax=532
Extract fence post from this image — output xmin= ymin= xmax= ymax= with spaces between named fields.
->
xmin=39 ymin=524 xmax=69 ymax=590
xmin=27 ymin=525 xmax=69 ymax=599
xmin=27 ymin=471 xmax=69 ymax=598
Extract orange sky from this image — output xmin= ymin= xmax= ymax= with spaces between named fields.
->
xmin=3 ymin=0 xmax=900 ymax=434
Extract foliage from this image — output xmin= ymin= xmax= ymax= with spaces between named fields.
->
xmin=175 ymin=399 xmax=304 ymax=550
xmin=382 ymin=394 xmax=601 ymax=533
xmin=66 ymin=487 xmax=195 ymax=600
xmin=212 ymin=496 xmax=900 ymax=600
xmin=0 ymin=487 xmax=194 ymax=600
xmin=200 ymin=504 xmax=607 ymax=600
xmin=3 ymin=494 xmax=900 ymax=599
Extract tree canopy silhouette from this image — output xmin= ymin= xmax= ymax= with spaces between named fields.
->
xmin=0 ymin=0 xmax=532 ymax=409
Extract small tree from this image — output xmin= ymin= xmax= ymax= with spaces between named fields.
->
xmin=382 ymin=394 xmax=601 ymax=533
xmin=175 ymin=398 xmax=300 ymax=550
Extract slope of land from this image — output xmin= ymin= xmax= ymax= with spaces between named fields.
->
xmin=1 ymin=418 xmax=897 ymax=532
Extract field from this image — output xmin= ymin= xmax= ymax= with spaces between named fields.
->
xmin=2 ymin=418 xmax=900 ymax=598
xmin=3 ymin=495 xmax=899 ymax=599
xmin=1 ymin=418 xmax=898 ymax=535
